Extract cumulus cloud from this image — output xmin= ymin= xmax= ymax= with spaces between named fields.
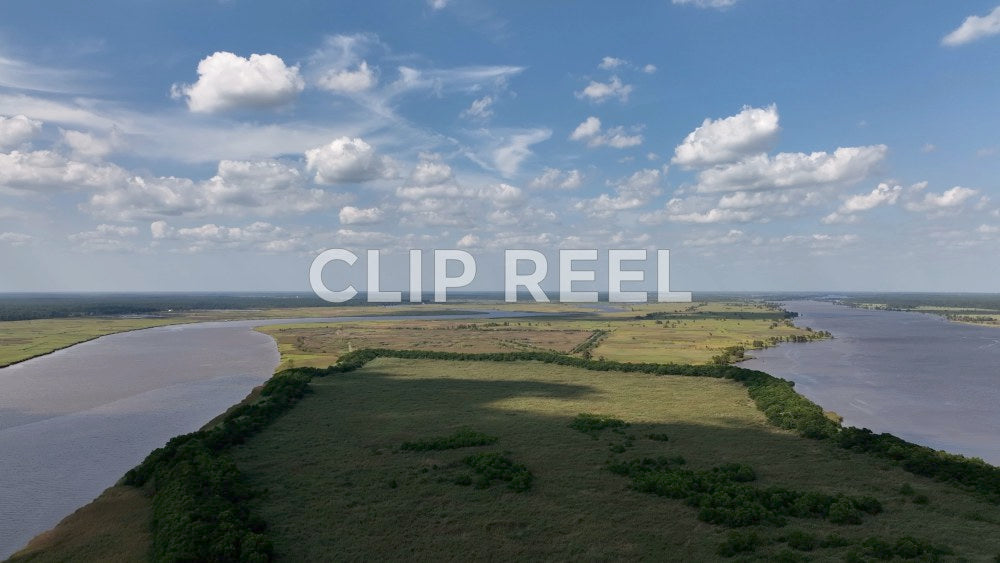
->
xmin=339 ymin=205 xmax=384 ymax=225
xmin=317 ymin=61 xmax=377 ymax=93
xmin=904 ymin=186 xmax=979 ymax=212
xmin=642 ymin=64 xmax=657 ymax=74
xmin=672 ymin=105 xmax=780 ymax=167
xmin=0 ymin=150 xmax=127 ymax=193
xmin=0 ymin=115 xmax=42 ymax=149
xmin=68 ymin=224 xmax=140 ymax=252
xmin=575 ymin=168 xmax=660 ymax=217
xmin=305 ymin=137 xmax=396 ymax=184
xmin=683 ymin=229 xmax=747 ymax=247
xmin=942 ymin=6 xmax=1000 ymax=46
xmin=60 ymin=128 xmax=120 ymax=160
xmin=569 ymin=116 xmax=642 ymax=149
xmin=672 ymin=0 xmax=738 ymax=8
xmin=171 ymin=52 xmax=305 ymax=113
xmin=598 ymin=57 xmax=627 ymax=70
xmin=692 ymin=145 xmax=888 ymax=193
xmin=428 ymin=0 xmax=448 ymax=9
xmin=410 ymin=158 xmax=453 ymax=185
xmin=576 ymin=76 xmax=632 ymax=103
xmin=151 ymin=220 xmax=305 ymax=253
xmin=460 ymin=95 xmax=494 ymax=120
xmin=822 ymin=182 xmax=902 ymax=224
xmin=529 ymin=167 xmax=583 ymax=190
xmin=456 ymin=233 xmax=480 ymax=248
xmin=85 ymin=159 xmax=348 ymax=220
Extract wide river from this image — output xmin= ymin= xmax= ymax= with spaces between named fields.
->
xmin=0 ymin=311 xmax=537 ymax=559
xmin=743 ymin=301 xmax=1000 ymax=466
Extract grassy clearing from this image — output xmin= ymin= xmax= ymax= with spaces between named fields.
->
xmin=258 ymin=301 xmax=823 ymax=369
xmin=0 ymin=317 xmax=186 ymax=367
xmin=232 ymin=358 xmax=1000 ymax=560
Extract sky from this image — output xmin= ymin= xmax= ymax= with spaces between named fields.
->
xmin=1 ymin=0 xmax=999 ymax=293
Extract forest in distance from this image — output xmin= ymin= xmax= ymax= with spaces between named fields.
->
xmin=2 ymin=291 xmax=1000 ymax=322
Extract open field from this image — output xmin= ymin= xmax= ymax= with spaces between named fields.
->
xmin=232 ymin=357 xmax=1000 ymax=560
xmin=258 ymin=301 xmax=819 ymax=368
xmin=0 ymin=317 xmax=184 ymax=368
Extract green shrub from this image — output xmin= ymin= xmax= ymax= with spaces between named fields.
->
xmin=400 ymin=428 xmax=499 ymax=451
xmin=570 ymin=413 xmax=629 ymax=437
xmin=463 ymin=452 xmax=533 ymax=492
xmin=828 ymin=498 xmax=863 ymax=525
xmin=820 ymin=533 xmax=852 ymax=548
xmin=913 ymin=494 xmax=930 ymax=505
xmin=785 ymin=530 xmax=817 ymax=551
xmin=646 ymin=432 xmax=670 ymax=442
xmin=716 ymin=531 xmax=760 ymax=557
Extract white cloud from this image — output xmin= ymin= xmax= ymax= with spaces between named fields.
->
xmin=672 ymin=0 xmax=738 ymax=9
xmin=305 ymin=137 xmax=396 ymax=184
xmin=569 ymin=116 xmax=642 ymax=149
xmin=672 ymin=105 xmax=779 ymax=168
xmin=693 ymin=145 xmax=888 ymax=193
xmin=576 ymin=76 xmax=632 ymax=103
xmin=410 ymin=158 xmax=454 ymax=185
xmin=977 ymin=224 xmax=1000 ymax=235
xmin=904 ymin=186 xmax=979 ymax=212
xmin=460 ymin=95 xmax=494 ymax=120
xmin=0 ymin=150 xmax=127 ymax=193
xmin=529 ymin=167 xmax=583 ymax=190
xmin=339 ymin=205 xmax=383 ymax=225
xmin=59 ymin=128 xmax=120 ymax=160
xmin=85 ymin=159 xmax=348 ymax=220
xmin=576 ymin=168 xmax=660 ymax=217
xmin=151 ymin=221 xmax=306 ymax=253
xmin=683 ymin=229 xmax=747 ymax=247
xmin=428 ymin=0 xmax=448 ymax=10
xmin=648 ymin=207 xmax=756 ymax=224
xmin=456 ymin=233 xmax=480 ymax=248
xmin=822 ymin=182 xmax=902 ymax=224
xmin=942 ymin=6 xmax=1000 ymax=46
xmin=171 ymin=52 xmax=305 ymax=113
xmin=598 ymin=57 xmax=627 ymax=70
xmin=68 ymin=224 xmax=140 ymax=252
xmin=317 ymin=60 xmax=377 ymax=93
xmin=0 ymin=115 xmax=42 ymax=149
xmin=493 ymin=129 xmax=551 ymax=177
xmin=921 ymin=143 xmax=937 ymax=153
xmin=643 ymin=64 xmax=657 ymax=74
xmin=0 ymin=231 xmax=32 ymax=246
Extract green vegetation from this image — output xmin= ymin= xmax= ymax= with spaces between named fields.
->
xmin=400 ymin=428 xmax=499 ymax=451
xmin=569 ymin=413 xmax=629 ymax=436
xmin=461 ymin=452 xmax=533 ymax=492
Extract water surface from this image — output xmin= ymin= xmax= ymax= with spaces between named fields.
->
xmin=0 ymin=311 xmax=535 ymax=558
xmin=743 ymin=301 xmax=1000 ymax=465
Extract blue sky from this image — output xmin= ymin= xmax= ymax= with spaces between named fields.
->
xmin=1 ymin=0 xmax=999 ymax=292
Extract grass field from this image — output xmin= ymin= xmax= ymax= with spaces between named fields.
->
xmin=258 ymin=301 xmax=819 ymax=369
xmin=232 ymin=358 xmax=1000 ymax=560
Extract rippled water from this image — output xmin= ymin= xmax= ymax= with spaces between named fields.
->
xmin=743 ymin=301 xmax=1000 ymax=465
xmin=0 ymin=311 xmax=534 ymax=558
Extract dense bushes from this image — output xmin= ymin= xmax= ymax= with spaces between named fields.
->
xmin=123 ymin=368 xmax=320 ymax=561
xmin=400 ymin=428 xmax=498 ymax=451
xmin=569 ymin=413 xmax=629 ymax=437
xmin=607 ymin=456 xmax=881 ymax=528
xmin=461 ymin=452 xmax=533 ymax=492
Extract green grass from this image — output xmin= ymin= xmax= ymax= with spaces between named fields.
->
xmin=231 ymin=358 xmax=1000 ymax=560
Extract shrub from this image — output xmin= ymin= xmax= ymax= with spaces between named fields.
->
xmin=400 ymin=428 xmax=498 ymax=451
xmin=646 ymin=433 xmax=670 ymax=442
xmin=785 ymin=530 xmax=817 ymax=551
xmin=827 ymin=498 xmax=863 ymax=525
xmin=463 ymin=452 xmax=533 ymax=492
xmin=570 ymin=413 xmax=629 ymax=437
xmin=716 ymin=531 xmax=760 ymax=557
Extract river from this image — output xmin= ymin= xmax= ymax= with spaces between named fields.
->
xmin=0 ymin=311 xmax=537 ymax=559
xmin=743 ymin=301 xmax=1000 ymax=466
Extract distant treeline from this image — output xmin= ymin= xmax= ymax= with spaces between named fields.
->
xmin=0 ymin=293 xmax=338 ymax=321
xmin=834 ymin=293 xmax=1000 ymax=312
